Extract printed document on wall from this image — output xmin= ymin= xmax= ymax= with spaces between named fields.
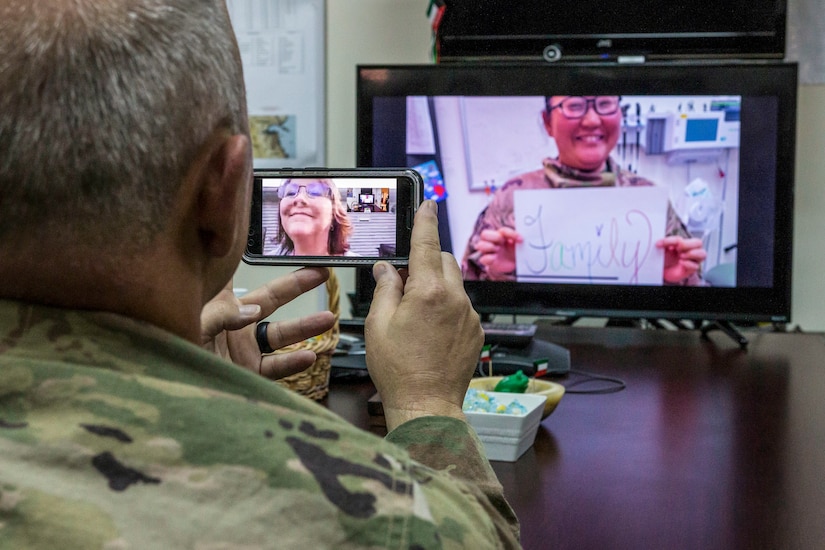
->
xmin=227 ymin=0 xmax=325 ymax=167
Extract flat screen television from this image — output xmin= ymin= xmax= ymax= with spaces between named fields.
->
xmin=435 ymin=0 xmax=787 ymax=62
xmin=356 ymin=62 xmax=797 ymax=327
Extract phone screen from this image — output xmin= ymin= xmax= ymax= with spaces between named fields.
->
xmin=244 ymin=169 xmax=421 ymax=266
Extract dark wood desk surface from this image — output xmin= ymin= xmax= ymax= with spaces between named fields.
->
xmin=326 ymin=325 xmax=825 ymax=550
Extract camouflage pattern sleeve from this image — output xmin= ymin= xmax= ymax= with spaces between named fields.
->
xmin=664 ymin=200 xmax=706 ymax=286
xmin=461 ymin=203 xmax=500 ymax=281
xmin=0 ymin=301 xmax=523 ymax=549
xmin=461 ymin=171 xmax=546 ymax=281
xmin=386 ymin=416 xmax=521 ymax=546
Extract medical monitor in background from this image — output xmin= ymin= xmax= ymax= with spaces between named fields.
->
xmin=356 ymin=62 xmax=797 ymax=324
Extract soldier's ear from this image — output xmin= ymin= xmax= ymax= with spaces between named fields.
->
xmin=199 ymin=134 xmax=252 ymax=259
xmin=185 ymin=131 xmax=251 ymax=260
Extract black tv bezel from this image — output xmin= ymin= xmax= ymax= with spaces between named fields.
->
xmin=356 ymin=62 xmax=797 ymax=323
xmin=435 ymin=0 xmax=787 ymax=63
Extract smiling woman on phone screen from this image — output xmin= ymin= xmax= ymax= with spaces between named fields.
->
xmin=273 ymin=178 xmax=354 ymax=256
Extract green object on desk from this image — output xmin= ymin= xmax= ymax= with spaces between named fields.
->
xmin=493 ymin=370 xmax=529 ymax=393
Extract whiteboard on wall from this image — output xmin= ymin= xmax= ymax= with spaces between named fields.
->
xmin=459 ymin=96 xmax=553 ymax=191
xmin=227 ymin=0 xmax=325 ymax=168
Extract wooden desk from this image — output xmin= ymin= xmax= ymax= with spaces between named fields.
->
xmin=326 ymin=326 xmax=825 ymax=550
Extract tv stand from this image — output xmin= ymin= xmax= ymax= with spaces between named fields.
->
xmin=700 ymin=320 xmax=749 ymax=349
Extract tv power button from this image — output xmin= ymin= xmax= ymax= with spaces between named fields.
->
xmin=543 ymin=45 xmax=562 ymax=62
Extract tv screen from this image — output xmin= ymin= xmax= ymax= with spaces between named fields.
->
xmin=357 ymin=62 xmax=797 ymax=323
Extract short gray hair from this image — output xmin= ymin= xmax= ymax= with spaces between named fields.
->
xmin=0 ymin=0 xmax=248 ymax=248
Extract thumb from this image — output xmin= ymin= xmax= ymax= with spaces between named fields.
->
xmin=366 ymin=261 xmax=403 ymax=326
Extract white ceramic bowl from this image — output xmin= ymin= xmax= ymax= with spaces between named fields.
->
xmin=463 ymin=391 xmax=547 ymax=462
xmin=468 ymin=376 xmax=565 ymax=419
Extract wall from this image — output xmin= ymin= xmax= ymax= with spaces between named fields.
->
xmin=234 ymin=1 xmax=825 ymax=332
xmin=232 ymin=0 xmax=431 ymax=322
xmin=792 ymin=85 xmax=825 ymax=331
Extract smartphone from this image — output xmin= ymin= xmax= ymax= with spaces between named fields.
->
xmin=243 ymin=168 xmax=423 ymax=266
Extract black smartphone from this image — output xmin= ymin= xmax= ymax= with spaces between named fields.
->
xmin=243 ymin=168 xmax=423 ymax=266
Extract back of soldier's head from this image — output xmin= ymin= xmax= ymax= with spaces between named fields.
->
xmin=0 ymin=0 xmax=248 ymax=252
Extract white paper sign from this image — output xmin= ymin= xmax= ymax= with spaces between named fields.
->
xmin=513 ymin=186 xmax=669 ymax=285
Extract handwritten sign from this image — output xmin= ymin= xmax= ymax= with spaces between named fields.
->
xmin=513 ymin=186 xmax=669 ymax=285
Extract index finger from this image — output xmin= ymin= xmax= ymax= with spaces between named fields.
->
xmin=407 ymin=200 xmax=443 ymax=279
xmin=656 ymin=235 xmax=682 ymax=248
xmin=498 ymin=226 xmax=522 ymax=242
xmin=677 ymin=238 xmax=704 ymax=251
xmin=238 ymin=267 xmax=329 ymax=319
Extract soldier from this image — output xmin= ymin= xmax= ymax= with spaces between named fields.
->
xmin=0 ymin=0 xmax=519 ymax=547
xmin=462 ymin=95 xmax=706 ymax=285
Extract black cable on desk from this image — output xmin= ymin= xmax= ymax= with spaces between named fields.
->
xmin=472 ymin=342 xmax=626 ymax=393
xmin=562 ymin=369 xmax=626 ymax=395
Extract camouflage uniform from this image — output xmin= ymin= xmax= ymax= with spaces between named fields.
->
xmin=462 ymin=157 xmax=700 ymax=285
xmin=0 ymin=300 xmax=520 ymax=549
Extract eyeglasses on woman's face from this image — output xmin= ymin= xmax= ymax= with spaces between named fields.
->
xmin=277 ymin=181 xmax=333 ymax=200
xmin=548 ymin=96 xmax=621 ymax=119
